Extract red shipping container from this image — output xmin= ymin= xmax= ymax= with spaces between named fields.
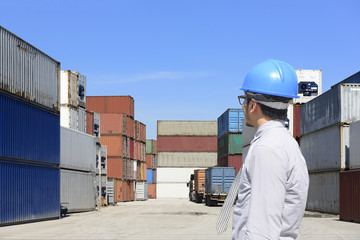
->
xmin=86 ymin=110 xmax=94 ymax=135
xmin=340 ymin=170 xmax=360 ymax=223
xmin=157 ymin=136 xmax=217 ymax=152
xmin=148 ymin=183 xmax=156 ymax=199
xmin=100 ymin=113 xmax=126 ymax=135
xmin=87 ymin=96 xmax=134 ymax=118
xmin=218 ymin=155 xmax=243 ymax=174
xmin=126 ymin=116 xmax=134 ymax=138
xmin=135 ymin=141 xmax=141 ymax=161
xmin=146 ymin=154 xmax=155 ymax=169
xmin=107 ymin=157 xmax=123 ymax=179
xmin=101 ymin=135 xmax=123 ymax=157
xmin=293 ymin=104 xmax=301 ymax=143
xmin=114 ymin=179 xmax=125 ymax=202
xmin=140 ymin=122 xmax=146 ymax=142
xmin=130 ymin=139 xmax=134 ymax=159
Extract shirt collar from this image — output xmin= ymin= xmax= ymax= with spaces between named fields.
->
xmin=250 ymin=120 xmax=285 ymax=144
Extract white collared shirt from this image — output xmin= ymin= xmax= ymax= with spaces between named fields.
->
xmin=233 ymin=120 xmax=309 ymax=240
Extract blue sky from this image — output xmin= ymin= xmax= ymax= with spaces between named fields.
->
xmin=1 ymin=1 xmax=359 ymax=139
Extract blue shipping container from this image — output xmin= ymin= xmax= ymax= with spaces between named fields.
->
xmin=146 ymin=169 xmax=156 ymax=184
xmin=0 ymin=160 xmax=60 ymax=225
xmin=0 ymin=91 xmax=60 ymax=165
xmin=218 ymin=109 xmax=244 ymax=137
xmin=205 ymin=167 xmax=235 ymax=195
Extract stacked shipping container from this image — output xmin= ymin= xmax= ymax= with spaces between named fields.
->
xmin=0 ymin=26 xmax=61 ymax=225
xmin=157 ymin=121 xmax=217 ymax=198
xmin=146 ymin=139 xmax=157 ymax=199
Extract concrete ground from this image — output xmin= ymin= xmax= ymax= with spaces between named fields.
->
xmin=1 ymin=199 xmax=360 ymax=240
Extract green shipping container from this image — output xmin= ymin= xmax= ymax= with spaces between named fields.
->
xmin=217 ymin=133 xmax=242 ymax=158
xmin=146 ymin=139 xmax=156 ymax=154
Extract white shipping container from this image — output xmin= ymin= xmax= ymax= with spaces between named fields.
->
xmin=157 ymin=152 xmax=217 ymax=168
xmin=60 ymin=126 xmax=96 ymax=172
xmin=157 ymin=182 xmax=189 ymax=198
xmin=135 ymin=181 xmax=148 ymax=201
xmin=76 ymin=72 xmax=86 ymax=108
xmin=157 ymin=167 xmax=206 ymax=183
xmin=60 ymin=106 xmax=78 ymax=130
xmin=0 ymin=26 xmax=60 ymax=112
xmin=306 ymin=171 xmax=339 ymax=215
xmin=60 ymin=169 xmax=96 ymax=213
xmin=300 ymin=124 xmax=349 ymax=172
xmin=60 ymin=70 xmax=78 ymax=107
xmin=293 ymin=69 xmax=322 ymax=104
xmin=157 ymin=121 xmax=217 ymax=136
xmin=242 ymin=121 xmax=256 ymax=147
xmin=78 ymin=107 xmax=86 ymax=133
xmin=350 ymin=120 xmax=360 ymax=169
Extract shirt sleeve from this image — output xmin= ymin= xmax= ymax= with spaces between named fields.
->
xmin=244 ymin=145 xmax=287 ymax=240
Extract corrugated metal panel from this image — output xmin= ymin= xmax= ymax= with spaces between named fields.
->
xmin=241 ymin=121 xmax=256 ymax=147
xmin=107 ymin=157 xmax=123 ymax=179
xmin=100 ymin=135 xmax=123 ymax=157
xmin=301 ymin=84 xmax=360 ymax=136
xmin=135 ymin=181 xmax=148 ymax=201
xmin=86 ymin=96 xmax=134 ymax=118
xmin=60 ymin=70 xmax=78 ymax=107
xmin=205 ymin=167 xmax=235 ymax=195
xmin=157 ymin=121 xmax=217 ymax=136
xmin=157 ymin=182 xmax=189 ymax=198
xmin=94 ymin=175 xmax=107 ymax=202
xmin=60 ymin=105 xmax=78 ymax=130
xmin=340 ymin=169 xmax=360 ymax=223
xmin=106 ymin=179 xmax=114 ymax=205
xmin=0 ymin=92 xmax=60 ymax=165
xmin=300 ymin=124 xmax=349 ymax=172
xmin=157 ymin=136 xmax=217 ymax=152
xmin=76 ymin=72 xmax=86 ymax=108
xmin=126 ymin=116 xmax=134 ymax=139
xmin=100 ymin=146 xmax=107 ymax=175
xmin=350 ymin=120 xmax=360 ymax=169
xmin=218 ymin=155 xmax=243 ymax=174
xmin=130 ymin=139 xmax=134 ymax=159
xmin=60 ymin=126 xmax=96 ymax=172
xmin=0 ymin=160 xmax=60 ymax=225
xmin=146 ymin=139 xmax=156 ymax=154
xmin=217 ymin=109 xmax=243 ymax=137
xmin=60 ymin=169 xmax=95 ymax=212
xmin=140 ymin=122 xmax=146 ymax=142
xmin=86 ymin=111 xmax=94 ymax=136
xmin=194 ymin=169 xmax=205 ymax=193
xmin=217 ymin=133 xmax=242 ymax=158
xmin=0 ymin=26 xmax=60 ymax=112
xmin=100 ymin=113 xmax=126 ymax=135
xmin=157 ymin=152 xmax=217 ymax=168
xmin=157 ymin=167 xmax=204 ymax=183
xmin=293 ymin=104 xmax=301 ymax=140
xmin=306 ymin=171 xmax=339 ymax=214
xmin=146 ymin=154 xmax=156 ymax=169
xmin=146 ymin=169 xmax=156 ymax=184
xmin=78 ymin=107 xmax=86 ymax=133
xmin=148 ymin=183 xmax=156 ymax=199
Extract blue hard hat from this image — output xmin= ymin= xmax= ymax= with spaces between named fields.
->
xmin=240 ymin=59 xmax=299 ymax=99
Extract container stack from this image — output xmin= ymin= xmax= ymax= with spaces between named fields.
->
xmin=0 ymin=26 xmax=61 ymax=225
xmin=146 ymin=139 xmax=157 ymax=199
xmin=134 ymin=121 xmax=147 ymax=200
xmin=300 ymin=76 xmax=360 ymax=215
xmin=60 ymin=70 xmax=87 ymax=133
xmin=156 ymin=121 xmax=217 ymax=198
xmin=217 ymin=109 xmax=244 ymax=174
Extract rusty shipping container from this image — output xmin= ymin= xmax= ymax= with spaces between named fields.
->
xmin=100 ymin=113 xmax=126 ymax=135
xmin=86 ymin=96 xmax=134 ymax=118
xmin=157 ymin=136 xmax=217 ymax=152
xmin=158 ymin=121 xmax=217 ymax=136
xmin=218 ymin=155 xmax=243 ymax=174
xmin=135 ymin=141 xmax=141 ymax=161
xmin=148 ymin=183 xmax=156 ymax=199
xmin=194 ymin=169 xmax=205 ymax=193
xmin=100 ymin=135 xmax=123 ymax=157
xmin=140 ymin=122 xmax=146 ymax=142
xmin=130 ymin=139 xmax=134 ymax=159
xmin=127 ymin=117 xmax=134 ymax=139
xmin=114 ymin=179 xmax=125 ymax=202
xmin=146 ymin=154 xmax=156 ymax=169
xmin=340 ymin=170 xmax=360 ymax=223
xmin=107 ymin=157 xmax=123 ymax=179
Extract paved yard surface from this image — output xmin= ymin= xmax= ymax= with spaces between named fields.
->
xmin=0 ymin=199 xmax=359 ymax=240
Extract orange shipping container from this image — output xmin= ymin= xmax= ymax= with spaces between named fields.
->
xmin=194 ymin=169 xmax=205 ymax=193
xmin=148 ymin=183 xmax=156 ymax=199
xmin=146 ymin=154 xmax=155 ymax=169
xmin=86 ymin=111 xmax=94 ymax=135
xmin=126 ymin=116 xmax=134 ymax=138
xmin=101 ymin=135 xmax=123 ymax=157
xmin=107 ymin=157 xmax=123 ymax=179
xmin=100 ymin=113 xmax=126 ymax=135
xmin=86 ymin=96 xmax=134 ymax=118
xmin=114 ymin=179 xmax=125 ymax=202
xmin=134 ymin=121 xmax=140 ymax=140
xmin=140 ymin=122 xmax=146 ymax=142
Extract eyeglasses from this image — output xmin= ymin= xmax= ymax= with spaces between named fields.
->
xmin=238 ymin=95 xmax=247 ymax=105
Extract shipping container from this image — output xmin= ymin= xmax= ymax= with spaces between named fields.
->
xmin=126 ymin=116 xmax=134 ymax=138
xmin=350 ymin=120 xmax=360 ymax=169
xmin=301 ymin=83 xmax=360 ymax=136
xmin=0 ymin=92 xmax=60 ymax=165
xmin=122 ymin=158 xmax=127 ymax=179
xmin=340 ymin=169 xmax=360 ymax=223
xmin=135 ymin=141 xmax=141 ymax=160
xmin=106 ymin=179 xmax=115 ymax=205
xmin=96 ymin=145 xmax=107 ymax=175
xmin=78 ymin=107 xmax=86 ymax=133
xmin=75 ymin=72 xmax=86 ymax=108
xmin=100 ymin=135 xmax=123 ymax=157
xmin=148 ymin=183 xmax=156 ymax=199
xmin=60 ymin=70 xmax=78 ymax=107
xmin=306 ymin=171 xmax=339 ymax=214
xmin=293 ymin=69 xmax=323 ymax=104
xmin=300 ymin=123 xmax=349 ymax=172
xmin=218 ymin=155 xmax=243 ymax=174
xmin=0 ymin=160 xmax=60 ymax=225
xmin=157 ymin=182 xmax=189 ymax=198
xmin=217 ymin=133 xmax=242 ymax=158
xmin=140 ymin=162 xmax=145 ymax=180
xmin=205 ymin=167 xmax=235 ymax=195
xmin=0 ymin=26 xmax=60 ymax=112
xmin=293 ymin=104 xmax=301 ymax=141
xmin=194 ymin=169 xmax=205 ymax=193
xmin=135 ymin=181 xmax=148 ymax=201
xmin=217 ymin=109 xmax=243 ymax=137
xmin=157 ymin=121 xmax=217 ymax=136
xmin=60 ymin=169 xmax=95 ymax=213
xmin=157 ymin=136 xmax=217 ymax=152
xmin=157 ymin=152 xmax=217 ymax=168
xmin=86 ymin=96 xmax=134 ymax=118
xmin=126 ymin=138 xmax=130 ymax=158
xmin=134 ymin=121 xmax=140 ymax=140
xmin=130 ymin=139 xmax=134 ymax=159
xmin=140 ymin=122 xmax=146 ymax=142
xmin=114 ymin=179 xmax=125 ymax=202
xmin=100 ymin=113 xmax=126 ymax=135
xmin=132 ymin=160 xmax=137 ymax=180
xmin=156 ymin=167 xmax=205 ymax=184
xmin=95 ymin=175 xmax=107 ymax=202
xmin=141 ymin=142 xmax=146 ymax=161
xmin=60 ymin=127 xmax=96 ymax=172
xmin=146 ymin=139 xmax=156 ymax=154
xmin=107 ymin=157 xmax=123 ymax=179
xmin=241 ymin=121 xmax=256 ymax=147
xmin=60 ymin=105 xmax=78 ymax=130
xmin=86 ymin=111 xmax=100 ymax=137
xmin=145 ymin=154 xmax=156 ymax=169
xmin=146 ymin=169 xmax=156 ymax=184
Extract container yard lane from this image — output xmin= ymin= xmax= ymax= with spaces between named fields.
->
xmin=1 ymin=199 xmax=360 ymax=240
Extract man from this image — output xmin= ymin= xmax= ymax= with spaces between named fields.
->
xmin=232 ymin=59 xmax=309 ymax=239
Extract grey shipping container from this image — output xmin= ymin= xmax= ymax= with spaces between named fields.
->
xmin=350 ymin=120 xmax=360 ymax=169
xmin=300 ymin=123 xmax=349 ymax=172
xmin=0 ymin=26 xmax=60 ymax=112
xmin=60 ymin=169 xmax=96 ymax=213
xmin=300 ymin=83 xmax=360 ymax=136
xmin=306 ymin=171 xmax=339 ymax=215
xmin=60 ymin=126 xmax=96 ymax=172
xmin=157 ymin=121 xmax=217 ymax=136
xmin=78 ymin=107 xmax=87 ymax=133
xmin=135 ymin=181 xmax=148 ymax=201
